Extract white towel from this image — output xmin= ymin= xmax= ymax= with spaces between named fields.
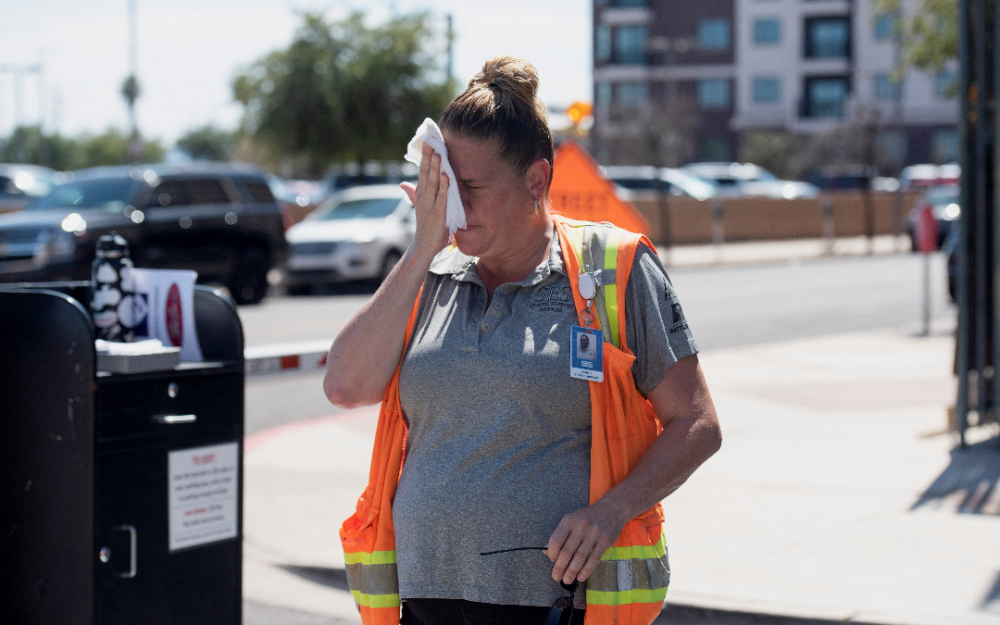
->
xmin=404 ymin=118 xmax=466 ymax=234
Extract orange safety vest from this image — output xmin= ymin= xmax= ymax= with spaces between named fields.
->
xmin=340 ymin=214 xmax=670 ymax=625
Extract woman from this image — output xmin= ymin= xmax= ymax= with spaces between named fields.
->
xmin=325 ymin=56 xmax=721 ymax=625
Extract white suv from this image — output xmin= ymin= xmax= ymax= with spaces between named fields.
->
xmin=284 ymin=184 xmax=414 ymax=293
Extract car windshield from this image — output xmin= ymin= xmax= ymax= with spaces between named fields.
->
xmin=315 ymin=197 xmax=403 ymax=220
xmin=29 ymin=177 xmax=139 ymax=211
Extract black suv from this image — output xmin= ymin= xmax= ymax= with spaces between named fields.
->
xmin=0 ymin=163 xmax=288 ymax=304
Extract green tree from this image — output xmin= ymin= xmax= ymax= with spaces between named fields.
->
xmin=738 ymin=131 xmax=800 ymax=180
xmin=875 ymin=0 xmax=959 ymax=95
xmin=1 ymin=126 xmax=84 ymax=170
xmin=233 ymin=10 xmax=454 ymax=175
xmin=79 ymin=128 xmax=165 ymax=167
xmin=1 ymin=126 xmax=164 ymax=170
xmin=176 ymin=125 xmax=237 ymax=161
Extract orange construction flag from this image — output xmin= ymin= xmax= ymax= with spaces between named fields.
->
xmin=549 ymin=140 xmax=651 ymax=236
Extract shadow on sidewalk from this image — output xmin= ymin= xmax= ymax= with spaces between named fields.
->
xmin=911 ymin=437 xmax=1000 ymax=515
xmin=279 ymin=564 xmax=352 ymax=591
xmin=656 ymin=603 xmax=847 ymax=625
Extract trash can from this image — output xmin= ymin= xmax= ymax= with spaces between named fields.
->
xmin=0 ymin=282 xmax=244 ymax=625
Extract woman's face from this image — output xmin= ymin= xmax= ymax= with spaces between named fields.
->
xmin=443 ymin=132 xmax=535 ymax=262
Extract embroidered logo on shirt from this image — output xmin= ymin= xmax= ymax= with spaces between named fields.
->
xmin=530 ymin=285 xmax=573 ymax=313
xmin=670 ymin=302 xmax=689 ymax=334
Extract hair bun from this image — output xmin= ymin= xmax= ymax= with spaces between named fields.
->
xmin=440 ymin=55 xmax=553 ymax=185
xmin=471 ymin=56 xmax=539 ymax=107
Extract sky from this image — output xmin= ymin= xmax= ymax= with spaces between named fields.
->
xmin=0 ymin=0 xmax=592 ymax=147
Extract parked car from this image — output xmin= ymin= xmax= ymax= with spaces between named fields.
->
xmin=681 ymin=162 xmax=818 ymax=199
xmin=900 ymin=163 xmax=960 ymax=190
xmin=907 ymin=184 xmax=960 ymax=251
xmin=741 ymin=179 xmax=820 ymax=199
xmin=0 ymin=163 xmax=288 ymax=304
xmin=284 ymin=184 xmax=414 ymax=293
xmin=0 ymin=163 xmax=60 ymax=212
xmin=600 ymin=165 xmax=717 ymax=201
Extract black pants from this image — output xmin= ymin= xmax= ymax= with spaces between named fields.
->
xmin=401 ymin=598 xmax=585 ymax=625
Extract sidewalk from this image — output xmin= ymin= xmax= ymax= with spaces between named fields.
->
xmin=657 ymin=234 xmax=911 ymax=268
xmin=241 ymin=315 xmax=1000 ymax=625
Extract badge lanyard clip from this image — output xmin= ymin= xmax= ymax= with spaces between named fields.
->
xmin=578 ymin=271 xmax=597 ymax=327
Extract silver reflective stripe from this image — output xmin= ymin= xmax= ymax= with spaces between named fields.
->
xmin=345 ymin=562 xmax=400 ymax=596
xmin=573 ymin=225 xmax=617 ymax=343
xmin=586 ymin=554 xmax=670 ymax=594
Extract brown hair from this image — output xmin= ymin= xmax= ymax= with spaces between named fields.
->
xmin=439 ymin=56 xmax=554 ymax=187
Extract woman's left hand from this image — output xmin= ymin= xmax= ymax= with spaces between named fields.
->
xmin=546 ymin=502 xmax=624 ymax=584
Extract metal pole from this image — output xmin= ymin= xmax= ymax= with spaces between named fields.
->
xmin=13 ymin=69 xmax=23 ymax=129
xmin=446 ymin=14 xmax=454 ymax=86
xmin=712 ymin=199 xmax=724 ymax=263
xmin=956 ymin=0 xmax=972 ymax=443
xmin=974 ymin=0 xmax=989 ymax=432
xmin=922 ymin=252 xmax=931 ymax=336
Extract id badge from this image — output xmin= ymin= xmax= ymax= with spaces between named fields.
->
xmin=570 ymin=325 xmax=604 ymax=382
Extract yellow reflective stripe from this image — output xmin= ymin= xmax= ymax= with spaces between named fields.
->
xmin=350 ymin=590 xmax=401 ymax=608
xmin=586 ymin=587 xmax=668 ymax=606
xmin=602 ymin=229 xmax=621 ymax=348
xmin=344 ymin=550 xmax=397 ymax=566
xmin=600 ymin=533 xmax=667 ymax=561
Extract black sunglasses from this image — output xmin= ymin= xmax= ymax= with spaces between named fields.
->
xmin=480 ymin=547 xmax=579 ymax=625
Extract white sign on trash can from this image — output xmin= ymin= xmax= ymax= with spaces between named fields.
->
xmin=168 ymin=442 xmax=239 ymax=552
xmin=130 ymin=268 xmax=204 ymax=362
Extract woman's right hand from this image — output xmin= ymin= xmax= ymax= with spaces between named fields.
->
xmin=400 ymin=141 xmax=451 ymax=259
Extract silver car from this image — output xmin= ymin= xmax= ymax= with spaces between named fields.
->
xmin=284 ymin=184 xmax=414 ymax=293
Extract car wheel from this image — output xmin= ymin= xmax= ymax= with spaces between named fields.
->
xmin=230 ymin=250 xmax=269 ymax=305
xmin=379 ymin=251 xmax=402 ymax=284
xmin=286 ymin=283 xmax=313 ymax=296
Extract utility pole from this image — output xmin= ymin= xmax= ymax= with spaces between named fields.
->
xmin=122 ymin=0 xmax=142 ymax=163
xmin=0 ymin=64 xmax=42 ymax=130
xmin=446 ymin=14 xmax=454 ymax=87
xmin=0 ymin=63 xmax=43 ymax=163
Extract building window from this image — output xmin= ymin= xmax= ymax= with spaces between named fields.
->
xmin=698 ymin=78 xmax=731 ymax=108
xmin=935 ymin=70 xmax=958 ymax=98
xmin=613 ymin=25 xmax=648 ymax=64
xmin=932 ymin=129 xmax=959 ymax=162
xmin=699 ymin=135 xmax=732 ymax=161
xmin=698 ymin=19 xmax=731 ymax=50
xmin=753 ymin=77 xmax=781 ymax=102
xmin=616 ymin=81 xmax=649 ymax=108
xmin=876 ymin=131 xmax=908 ymax=165
xmin=804 ymin=76 xmax=849 ymax=117
xmin=596 ymin=81 xmax=612 ymax=106
xmin=873 ymin=73 xmax=901 ymax=100
xmin=873 ymin=12 xmax=898 ymax=40
xmin=754 ymin=19 xmax=781 ymax=44
xmin=805 ymin=17 xmax=850 ymax=58
xmin=596 ymin=25 xmax=612 ymax=61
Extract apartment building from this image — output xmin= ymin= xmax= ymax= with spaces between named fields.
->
xmin=591 ymin=0 xmax=959 ymax=171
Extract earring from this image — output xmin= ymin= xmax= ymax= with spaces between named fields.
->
xmin=533 ymin=199 xmax=540 ymax=216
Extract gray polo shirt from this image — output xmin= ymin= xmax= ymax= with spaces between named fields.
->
xmin=393 ymin=233 xmax=697 ymax=608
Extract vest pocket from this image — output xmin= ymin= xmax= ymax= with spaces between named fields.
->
xmin=602 ymin=344 xmax=640 ymax=440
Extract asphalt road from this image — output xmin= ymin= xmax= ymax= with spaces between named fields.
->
xmin=242 ymin=251 xmax=955 ymax=436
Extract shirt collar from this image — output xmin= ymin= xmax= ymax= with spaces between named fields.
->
xmin=428 ymin=231 xmax=568 ymax=287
